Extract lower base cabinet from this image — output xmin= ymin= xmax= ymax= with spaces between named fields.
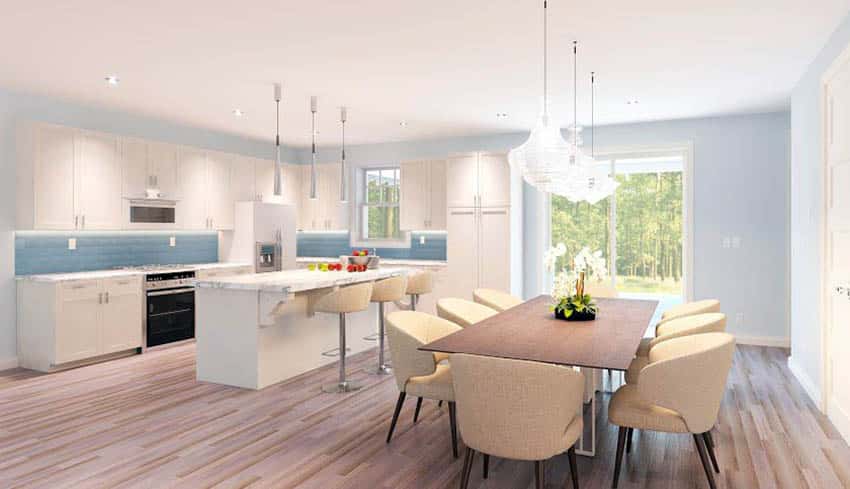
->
xmin=18 ymin=276 xmax=143 ymax=372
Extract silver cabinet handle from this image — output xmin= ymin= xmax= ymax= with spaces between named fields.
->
xmin=210 ymin=218 xmax=214 ymax=229
xmin=81 ymin=215 xmax=85 ymax=228
xmin=74 ymin=215 xmax=79 ymax=228
xmin=104 ymin=291 xmax=109 ymax=304
xmin=98 ymin=292 xmax=103 ymax=304
xmin=837 ymin=286 xmax=850 ymax=298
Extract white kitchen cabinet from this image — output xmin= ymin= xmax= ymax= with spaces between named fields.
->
xmin=446 ymin=152 xmax=510 ymax=208
xmin=76 ymin=131 xmax=123 ymax=229
xmin=121 ymin=137 xmax=149 ymax=199
xmin=400 ymin=159 xmax=447 ymax=230
xmin=147 ymin=142 xmax=180 ymax=199
xmin=232 ymin=156 xmax=258 ymax=203
xmin=178 ymin=148 xmax=209 ymax=230
xmin=477 ymin=207 xmax=512 ymax=290
xmin=17 ymin=275 xmax=143 ymax=372
xmin=121 ymin=139 xmax=180 ymax=201
xmin=446 ymin=208 xmax=480 ymax=299
xmin=254 ymin=159 xmax=300 ymax=205
xmin=297 ymin=163 xmax=349 ymax=231
xmin=206 ymin=151 xmax=234 ymax=230
xmin=30 ymin=124 xmax=77 ymax=229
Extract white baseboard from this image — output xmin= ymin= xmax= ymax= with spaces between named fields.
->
xmin=829 ymin=398 xmax=850 ymax=445
xmin=788 ymin=356 xmax=823 ymax=411
xmin=736 ymin=335 xmax=790 ymax=348
xmin=0 ymin=356 xmax=19 ymax=371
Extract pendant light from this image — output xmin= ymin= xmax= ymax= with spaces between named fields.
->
xmin=309 ymin=96 xmax=318 ymax=200
xmin=339 ymin=106 xmax=347 ymax=203
xmin=273 ymin=83 xmax=283 ymax=197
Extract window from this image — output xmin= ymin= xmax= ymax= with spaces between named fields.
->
xmin=361 ymin=167 xmax=401 ymax=241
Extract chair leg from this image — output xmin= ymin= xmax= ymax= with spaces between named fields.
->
xmin=626 ymin=427 xmax=634 ymax=454
xmin=460 ymin=447 xmax=475 ymax=489
xmin=612 ymin=426 xmax=627 ymax=489
xmin=483 ymin=454 xmax=489 ymax=479
xmin=386 ymin=392 xmax=406 ymax=443
xmin=702 ymin=432 xmax=720 ymax=473
xmin=413 ymin=397 xmax=423 ymax=423
xmin=438 ymin=400 xmax=443 ymax=408
xmin=693 ymin=434 xmax=718 ymax=489
xmin=568 ymin=446 xmax=580 ymax=489
xmin=448 ymin=401 xmax=459 ymax=459
xmin=534 ymin=460 xmax=544 ymax=489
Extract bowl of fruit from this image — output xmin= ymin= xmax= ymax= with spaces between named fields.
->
xmin=349 ymin=249 xmax=371 ymax=266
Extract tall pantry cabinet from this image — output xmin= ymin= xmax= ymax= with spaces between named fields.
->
xmin=445 ymin=152 xmax=523 ymax=300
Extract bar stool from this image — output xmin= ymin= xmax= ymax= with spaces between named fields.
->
xmin=366 ymin=274 xmax=408 ymax=375
xmin=405 ymin=270 xmax=433 ymax=311
xmin=315 ymin=281 xmax=374 ymax=393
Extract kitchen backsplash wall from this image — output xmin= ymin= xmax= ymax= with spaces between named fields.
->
xmin=297 ymin=232 xmax=446 ymax=261
xmin=15 ymin=231 xmax=218 ymax=276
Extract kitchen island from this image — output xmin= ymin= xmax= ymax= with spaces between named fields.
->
xmin=194 ymin=268 xmax=406 ymax=389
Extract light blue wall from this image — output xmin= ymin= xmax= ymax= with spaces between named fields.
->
xmin=789 ymin=11 xmax=850 ymax=397
xmin=0 ymin=88 xmax=299 ymax=366
xmin=295 ymin=111 xmax=791 ymax=343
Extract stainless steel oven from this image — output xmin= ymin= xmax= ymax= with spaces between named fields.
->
xmin=143 ymin=270 xmax=196 ymax=349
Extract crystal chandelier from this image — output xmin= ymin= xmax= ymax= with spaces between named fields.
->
xmin=508 ymin=3 xmax=618 ymax=204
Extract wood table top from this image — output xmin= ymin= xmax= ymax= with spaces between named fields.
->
xmin=420 ymin=295 xmax=659 ymax=371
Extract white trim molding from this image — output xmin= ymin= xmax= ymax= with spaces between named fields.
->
xmin=829 ymin=397 xmax=850 ymax=444
xmin=788 ymin=356 xmax=824 ymax=411
xmin=736 ymin=335 xmax=790 ymax=348
xmin=0 ymin=356 xmax=19 ymax=371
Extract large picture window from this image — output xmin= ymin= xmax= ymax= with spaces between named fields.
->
xmin=361 ymin=167 xmax=401 ymax=240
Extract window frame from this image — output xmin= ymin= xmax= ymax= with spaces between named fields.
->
xmin=350 ymin=165 xmax=410 ymax=248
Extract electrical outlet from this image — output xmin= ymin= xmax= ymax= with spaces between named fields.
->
xmin=68 ymin=238 xmax=76 ymax=250
xmin=722 ymin=237 xmax=731 ymax=249
xmin=735 ymin=312 xmax=744 ymax=326
xmin=731 ymin=236 xmax=741 ymax=249
xmin=169 ymin=236 xmax=176 ymax=247
xmin=419 ymin=235 xmax=426 ymax=245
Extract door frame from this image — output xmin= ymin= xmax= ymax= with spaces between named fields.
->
xmin=820 ymin=40 xmax=850 ymax=438
xmin=543 ymin=142 xmax=695 ymax=301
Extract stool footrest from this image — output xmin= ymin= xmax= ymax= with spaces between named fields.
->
xmin=321 ymin=347 xmax=351 ymax=358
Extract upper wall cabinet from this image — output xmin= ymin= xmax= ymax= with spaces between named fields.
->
xmin=446 ymin=152 xmax=511 ymax=208
xmin=251 ymin=158 xmax=300 ymax=206
xmin=297 ymin=163 xmax=350 ymax=231
xmin=400 ymin=159 xmax=447 ymax=230
xmin=17 ymin=123 xmax=123 ymax=230
xmin=121 ymin=139 xmax=180 ymax=200
xmin=177 ymin=149 xmax=234 ymax=231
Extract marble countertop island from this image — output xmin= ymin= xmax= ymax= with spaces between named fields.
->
xmin=195 ymin=267 xmax=407 ymax=293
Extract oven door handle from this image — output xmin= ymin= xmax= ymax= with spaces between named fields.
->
xmin=147 ymin=287 xmax=195 ymax=297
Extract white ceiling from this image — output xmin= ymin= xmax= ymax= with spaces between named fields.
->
xmin=1 ymin=0 xmax=847 ymax=147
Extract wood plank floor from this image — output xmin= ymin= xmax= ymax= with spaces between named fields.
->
xmin=0 ymin=344 xmax=847 ymax=489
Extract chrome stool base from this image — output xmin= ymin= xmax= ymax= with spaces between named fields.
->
xmin=369 ymin=364 xmax=393 ymax=375
xmin=321 ymin=380 xmax=363 ymax=394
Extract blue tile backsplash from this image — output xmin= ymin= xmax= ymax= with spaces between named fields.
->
xmin=15 ymin=231 xmax=218 ymax=276
xmin=297 ymin=232 xmax=446 ymax=261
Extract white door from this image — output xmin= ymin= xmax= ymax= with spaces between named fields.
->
xmin=148 ymin=142 xmax=180 ymax=199
xmin=400 ymin=161 xmax=427 ymax=230
xmin=101 ymin=279 xmax=142 ymax=354
xmin=121 ymin=137 xmax=149 ymax=199
xmin=478 ymin=208 xmax=511 ymax=291
xmin=825 ymin=53 xmax=850 ymax=442
xmin=429 ymin=160 xmax=447 ymax=229
xmin=178 ymin=148 xmax=209 ymax=230
xmin=446 ymin=154 xmax=478 ymax=208
xmin=446 ymin=208 xmax=479 ymax=300
xmin=477 ymin=153 xmax=511 ymax=207
xmin=33 ymin=125 xmax=77 ymax=229
xmin=231 ymin=156 xmax=257 ymax=203
xmin=76 ymin=132 xmax=123 ymax=229
xmin=56 ymin=281 xmax=102 ymax=364
xmin=207 ymin=152 xmax=234 ymax=230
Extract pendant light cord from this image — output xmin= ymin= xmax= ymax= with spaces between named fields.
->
xmin=573 ymin=40 xmax=577 ymax=148
xmin=591 ymin=71 xmax=595 ymax=158
xmin=543 ymin=0 xmax=548 ymax=120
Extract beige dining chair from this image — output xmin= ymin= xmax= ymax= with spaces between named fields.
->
xmin=626 ymin=313 xmax=727 ymax=385
xmin=436 ymin=298 xmax=498 ymax=328
xmin=472 ymin=288 xmax=523 ymax=312
xmin=385 ymin=311 xmax=463 ymax=458
xmin=656 ymin=299 xmax=721 ymax=328
xmin=365 ymin=275 xmax=408 ymax=375
xmin=608 ymin=332 xmax=735 ymax=489
xmin=315 ymin=281 xmax=374 ymax=393
xmin=405 ymin=270 xmax=433 ymax=311
xmin=451 ymin=353 xmax=583 ymax=489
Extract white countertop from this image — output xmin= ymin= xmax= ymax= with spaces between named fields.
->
xmin=195 ymin=267 xmax=408 ymax=293
xmin=295 ymin=257 xmax=447 ymax=268
xmin=17 ymin=262 xmax=251 ymax=282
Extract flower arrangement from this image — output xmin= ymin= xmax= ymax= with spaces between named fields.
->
xmin=545 ymin=244 xmax=609 ymax=321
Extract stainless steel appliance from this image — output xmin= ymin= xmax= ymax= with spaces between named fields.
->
xmin=255 ymin=241 xmax=282 ymax=273
xmin=126 ymin=198 xmax=178 ymax=229
xmin=142 ymin=268 xmax=196 ymax=349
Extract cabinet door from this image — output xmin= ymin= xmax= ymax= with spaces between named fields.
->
xmin=446 ymin=154 xmax=478 ymax=208
xmin=321 ymin=163 xmax=348 ymax=229
xmin=148 ymin=142 xmax=179 ymax=199
xmin=298 ymin=164 xmax=318 ymax=230
xmin=429 ymin=160 xmax=447 ymax=229
xmin=101 ymin=278 xmax=142 ymax=354
xmin=477 ymin=153 xmax=511 ymax=207
xmin=33 ymin=125 xmax=77 ymax=229
xmin=121 ymin=137 xmax=148 ymax=199
xmin=231 ymin=155 xmax=257 ymax=203
xmin=282 ymin=163 xmax=301 ymax=206
xmin=400 ymin=161 xmax=427 ymax=230
xmin=446 ymin=208 xmax=479 ymax=300
xmin=76 ymin=132 xmax=123 ymax=229
xmin=56 ymin=281 xmax=102 ymax=364
xmin=178 ymin=148 xmax=209 ymax=230
xmin=477 ymin=208 xmax=511 ymax=291
xmin=254 ymin=158 xmax=276 ymax=203
xmin=207 ymin=152 xmax=234 ymax=230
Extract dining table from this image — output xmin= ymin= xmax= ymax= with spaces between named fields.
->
xmin=420 ymin=294 xmax=659 ymax=457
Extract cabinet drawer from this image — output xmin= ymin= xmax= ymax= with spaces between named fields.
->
xmin=103 ymin=276 xmax=142 ymax=296
xmin=59 ymin=280 xmax=102 ymax=301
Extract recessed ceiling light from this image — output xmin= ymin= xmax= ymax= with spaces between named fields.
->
xmin=399 ymin=120 xmax=408 ymax=127
xmin=626 ymin=99 xmax=640 ymax=105
xmin=104 ymin=75 xmax=120 ymax=86
xmin=496 ymin=113 xmax=509 ymax=119
xmin=232 ymin=108 xmax=245 ymax=117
